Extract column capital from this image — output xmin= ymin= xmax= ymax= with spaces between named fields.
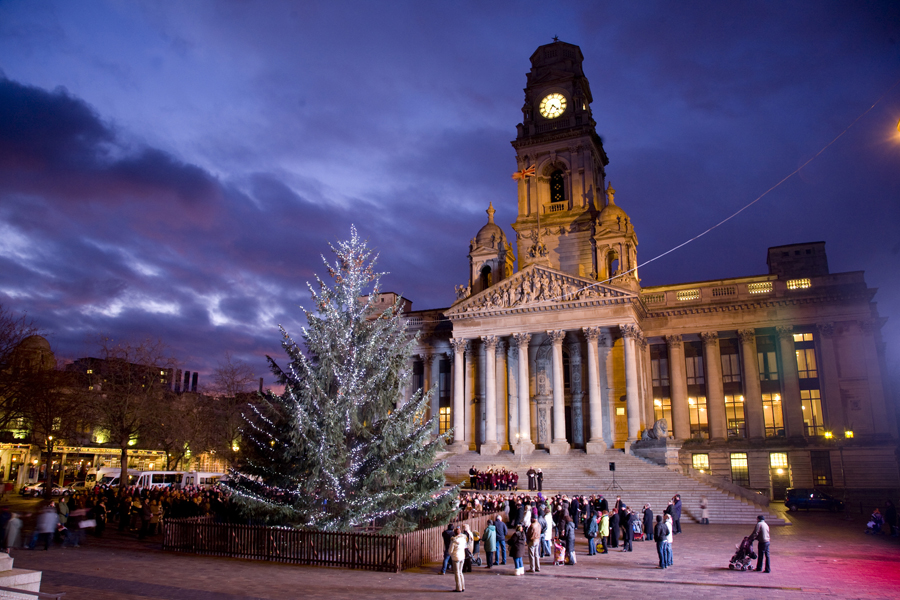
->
xmin=583 ymin=326 xmax=603 ymax=342
xmin=775 ymin=325 xmax=794 ymax=340
xmin=547 ymin=329 xmax=566 ymax=345
xmin=816 ymin=322 xmax=835 ymax=338
xmin=737 ymin=329 xmax=757 ymax=344
xmin=665 ymin=334 xmax=683 ymax=348
xmin=495 ymin=339 xmax=507 ymax=354
xmin=700 ymin=331 xmax=719 ymax=346
xmin=857 ymin=319 xmax=879 ymax=334
xmin=481 ymin=335 xmax=499 ymax=351
xmin=512 ymin=332 xmax=532 ymax=348
xmin=638 ymin=336 xmax=648 ymax=351
xmin=423 ymin=353 xmax=435 ymax=367
xmin=449 ymin=337 xmax=469 ymax=354
xmin=619 ymin=323 xmax=641 ymax=340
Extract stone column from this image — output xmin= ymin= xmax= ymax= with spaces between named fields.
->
xmin=598 ymin=334 xmax=614 ymax=446
xmin=467 ymin=341 xmax=477 ymax=449
xmin=480 ymin=335 xmax=501 ymax=455
xmin=495 ymin=339 xmax=508 ymax=449
xmin=816 ymin=323 xmax=844 ymax=434
xmin=620 ymin=324 xmax=641 ymax=442
xmin=777 ymin=326 xmax=805 ymax=439
xmin=640 ymin=336 xmax=654 ymax=429
xmin=702 ymin=332 xmax=727 ymax=441
xmin=422 ymin=353 xmax=434 ymax=423
xmin=449 ymin=338 xmax=467 ymax=451
xmin=583 ymin=327 xmax=607 ymax=453
xmin=738 ymin=329 xmax=764 ymax=440
xmin=567 ymin=336 xmax=584 ymax=447
xmin=512 ymin=333 xmax=535 ymax=453
xmin=506 ymin=341 xmax=519 ymax=449
xmin=430 ymin=353 xmax=443 ymax=435
xmin=858 ymin=320 xmax=892 ymax=435
xmin=547 ymin=330 xmax=570 ymax=454
xmin=666 ymin=334 xmax=690 ymax=440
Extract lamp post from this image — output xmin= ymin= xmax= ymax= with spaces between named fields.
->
xmin=825 ymin=428 xmax=854 ymax=520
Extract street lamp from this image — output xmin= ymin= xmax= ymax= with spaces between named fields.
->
xmin=825 ymin=428 xmax=854 ymax=520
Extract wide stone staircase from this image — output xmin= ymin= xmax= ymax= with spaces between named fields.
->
xmin=442 ymin=449 xmax=786 ymax=525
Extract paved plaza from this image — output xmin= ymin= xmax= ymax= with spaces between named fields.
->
xmin=6 ymin=503 xmax=900 ymax=600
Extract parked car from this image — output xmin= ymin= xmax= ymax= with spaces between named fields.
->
xmin=20 ymin=482 xmax=67 ymax=497
xmin=65 ymin=481 xmax=88 ymax=494
xmin=785 ymin=488 xmax=844 ymax=512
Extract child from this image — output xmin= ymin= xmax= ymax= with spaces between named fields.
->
xmin=552 ymin=538 xmax=565 ymax=566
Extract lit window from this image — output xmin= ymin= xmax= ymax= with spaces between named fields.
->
xmin=801 ymin=389 xmax=825 ymax=436
xmin=730 ymin=453 xmax=750 ymax=487
xmin=786 ymin=278 xmax=811 ymax=290
xmin=692 ymin=454 xmax=710 ymax=470
xmin=439 ymin=406 xmax=451 ymax=435
xmin=688 ymin=396 xmax=708 ymax=439
xmin=724 ymin=395 xmax=746 ymax=438
xmin=86 ymin=369 xmax=93 ymax=374
xmin=792 ymin=333 xmax=814 ymax=342
xmin=762 ymin=393 xmax=784 ymax=437
xmin=770 ymin=452 xmax=789 ymax=469
xmin=748 ymin=282 xmax=773 ymax=294
xmin=653 ymin=397 xmax=671 ymax=429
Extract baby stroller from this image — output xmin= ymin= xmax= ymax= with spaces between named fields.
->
xmin=728 ymin=536 xmax=757 ymax=571
xmin=632 ymin=518 xmax=644 ymax=541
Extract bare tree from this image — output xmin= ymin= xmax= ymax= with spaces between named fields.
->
xmin=144 ymin=391 xmax=216 ymax=470
xmin=210 ymin=352 xmax=257 ymax=466
xmin=21 ymin=366 xmax=91 ymax=499
xmin=0 ymin=303 xmax=40 ymax=430
xmin=81 ymin=338 xmax=177 ymax=488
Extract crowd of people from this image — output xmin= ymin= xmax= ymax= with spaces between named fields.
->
xmin=0 ymin=483 xmax=233 ymax=551
xmin=445 ymin=491 xmax=688 ymax=588
xmin=467 ymin=466 xmax=519 ymax=491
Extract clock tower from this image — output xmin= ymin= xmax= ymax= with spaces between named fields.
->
xmin=511 ymin=40 xmax=612 ymax=279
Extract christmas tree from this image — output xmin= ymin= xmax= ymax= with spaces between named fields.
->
xmin=225 ymin=227 xmax=457 ymax=531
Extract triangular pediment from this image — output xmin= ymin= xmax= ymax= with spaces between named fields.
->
xmin=447 ymin=264 xmax=636 ymax=319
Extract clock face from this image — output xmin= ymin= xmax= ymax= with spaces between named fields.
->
xmin=539 ymin=93 xmax=567 ymax=119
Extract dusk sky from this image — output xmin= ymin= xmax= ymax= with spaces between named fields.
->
xmin=1 ymin=1 xmax=898 ymax=389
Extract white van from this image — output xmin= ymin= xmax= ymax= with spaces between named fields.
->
xmin=86 ymin=467 xmax=121 ymax=489
xmin=181 ymin=471 xmax=226 ymax=487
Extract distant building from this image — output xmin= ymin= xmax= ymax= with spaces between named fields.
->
xmin=403 ymin=40 xmax=898 ymax=501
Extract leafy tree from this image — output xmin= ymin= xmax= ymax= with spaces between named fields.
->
xmin=225 ymin=227 xmax=456 ymax=531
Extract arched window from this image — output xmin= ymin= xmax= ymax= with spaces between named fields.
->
xmin=480 ymin=265 xmax=492 ymax=290
xmin=607 ymin=251 xmax=619 ymax=278
xmin=550 ymin=170 xmax=565 ymax=203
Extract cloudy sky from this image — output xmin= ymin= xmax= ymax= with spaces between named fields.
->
xmin=1 ymin=1 xmax=899 ymax=388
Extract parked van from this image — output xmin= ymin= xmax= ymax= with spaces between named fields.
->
xmin=181 ymin=471 xmax=226 ymax=487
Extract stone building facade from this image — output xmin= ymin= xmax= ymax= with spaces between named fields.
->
xmin=403 ymin=40 xmax=898 ymax=500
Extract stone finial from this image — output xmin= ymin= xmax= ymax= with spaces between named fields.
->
xmin=486 ymin=202 xmax=496 ymax=224
xmin=606 ymin=182 xmax=616 ymax=205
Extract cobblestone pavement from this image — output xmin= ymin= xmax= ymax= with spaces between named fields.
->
xmin=7 ymin=506 xmax=899 ymax=600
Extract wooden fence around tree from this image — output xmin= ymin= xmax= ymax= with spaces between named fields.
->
xmin=163 ymin=512 xmax=503 ymax=573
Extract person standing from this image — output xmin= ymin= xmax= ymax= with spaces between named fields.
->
xmin=642 ymin=504 xmax=654 ymax=542
xmin=663 ymin=513 xmax=674 ymax=567
xmin=700 ymin=495 xmax=709 ymax=525
xmin=540 ymin=508 xmax=552 ymax=557
xmin=672 ymin=494 xmax=682 ymax=534
xmin=448 ymin=527 xmax=467 ymax=592
xmin=441 ymin=522 xmax=455 ymax=575
xmin=621 ymin=509 xmax=634 ymax=552
xmin=462 ymin=524 xmax=475 ymax=573
xmin=482 ymin=519 xmax=497 ymax=568
xmin=36 ymin=505 xmax=57 ymax=551
xmin=536 ymin=469 xmax=543 ymax=492
xmin=563 ymin=515 xmax=576 ymax=565
xmin=526 ymin=516 xmax=542 ymax=572
xmin=469 ymin=466 xmax=477 ymax=490
xmin=608 ymin=505 xmax=620 ymax=548
xmin=750 ymin=515 xmax=770 ymax=573
xmin=584 ymin=510 xmax=599 ymax=555
xmin=654 ymin=515 xmax=667 ymax=568
xmin=599 ymin=510 xmax=609 ymax=553
xmin=494 ymin=516 xmax=508 ymax=565
xmin=527 ymin=467 xmax=536 ymax=491
xmin=509 ymin=524 xmax=527 ymax=575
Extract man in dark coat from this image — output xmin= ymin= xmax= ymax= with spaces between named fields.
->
xmin=654 ymin=515 xmax=668 ymax=568
xmin=672 ymin=494 xmax=683 ymax=534
xmin=527 ymin=467 xmax=536 ymax=491
xmin=621 ymin=509 xmax=635 ymax=552
xmin=494 ymin=516 xmax=508 ymax=565
xmin=441 ymin=522 xmax=455 ymax=574
xmin=608 ymin=507 xmax=619 ymax=548
xmin=469 ymin=466 xmax=477 ymax=490
xmin=536 ymin=469 xmax=543 ymax=491
xmin=642 ymin=504 xmax=654 ymax=542
xmin=598 ymin=495 xmax=609 ymax=513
